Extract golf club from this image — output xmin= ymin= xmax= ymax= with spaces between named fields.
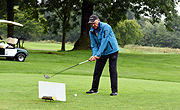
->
xmin=44 ymin=60 xmax=90 ymax=79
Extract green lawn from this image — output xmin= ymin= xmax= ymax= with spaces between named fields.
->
xmin=23 ymin=41 xmax=74 ymax=51
xmin=1 ymin=73 xmax=180 ymax=110
xmin=0 ymin=42 xmax=180 ymax=109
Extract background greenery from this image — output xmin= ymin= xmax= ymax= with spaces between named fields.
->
xmin=1 ymin=0 xmax=179 ymax=50
xmin=1 ymin=8 xmax=180 ymax=49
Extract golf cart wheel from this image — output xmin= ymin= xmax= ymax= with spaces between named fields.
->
xmin=15 ymin=53 xmax=26 ymax=62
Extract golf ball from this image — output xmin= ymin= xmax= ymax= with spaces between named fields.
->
xmin=74 ymin=94 xmax=77 ymax=97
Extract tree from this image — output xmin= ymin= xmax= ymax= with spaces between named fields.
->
xmin=0 ymin=0 xmax=16 ymax=37
xmin=73 ymin=0 xmax=93 ymax=50
xmin=155 ymin=22 xmax=170 ymax=47
xmin=165 ymin=32 xmax=180 ymax=48
xmin=127 ymin=9 xmax=135 ymax=20
xmin=0 ymin=7 xmax=44 ymax=41
xmin=138 ymin=21 xmax=155 ymax=46
xmin=74 ymin=0 xmax=129 ymax=50
xmin=171 ymin=16 xmax=180 ymax=32
xmin=38 ymin=0 xmax=81 ymax=51
xmin=73 ymin=0 xmax=179 ymax=50
xmin=0 ymin=0 xmax=39 ymax=38
xmin=114 ymin=19 xmax=143 ymax=47
xmin=136 ymin=21 xmax=180 ymax=48
xmin=1 ymin=0 xmax=179 ymax=50
xmin=7 ymin=0 xmax=14 ymax=37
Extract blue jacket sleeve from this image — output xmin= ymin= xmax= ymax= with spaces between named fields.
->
xmin=96 ymin=25 xmax=111 ymax=57
xmin=89 ymin=31 xmax=99 ymax=56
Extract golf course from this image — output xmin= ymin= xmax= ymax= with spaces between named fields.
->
xmin=1 ymin=42 xmax=180 ymax=110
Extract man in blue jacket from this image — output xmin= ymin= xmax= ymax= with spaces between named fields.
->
xmin=86 ymin=15 xmax=120 ymax=96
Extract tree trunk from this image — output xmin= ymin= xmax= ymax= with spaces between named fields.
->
xmin=7 ymin=0 xmax=14 ymax=37
xmin=61 ymin=32 xmax=66 ymax=51
xmin=73 ymin=0 xmax=93 ymax=50
xmin=61 ymin=15 xmax=68 ymax=51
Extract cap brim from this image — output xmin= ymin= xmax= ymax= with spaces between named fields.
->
xmin=88 ymin=20 xmax=95 ymax=24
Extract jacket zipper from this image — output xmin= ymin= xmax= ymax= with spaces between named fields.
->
xmin=108 ymin=41 xmax=113 ymax=49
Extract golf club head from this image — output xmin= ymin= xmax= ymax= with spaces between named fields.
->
xmin=44 ymin=74 xmax=50 ymax=79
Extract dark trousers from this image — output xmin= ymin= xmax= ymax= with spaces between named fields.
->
xmin=91 ymin=51 xmax=118 ymax=93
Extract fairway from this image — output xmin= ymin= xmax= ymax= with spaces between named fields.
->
xmin=24 ymin=42 xmax=74 ymax=51
xmin=1 ymin=42 xmax=180 ymax=109
xmin=1 ymin=73 xmax=180 ymax=110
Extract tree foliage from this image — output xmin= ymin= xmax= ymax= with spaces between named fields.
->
xmin=136 ymin=18 xmax=180 ymax=48
xmin=130 ymin=0 xmax=179 ymax=29
xmin=0 ymin=6 xmax=81 ymax=42
xmin=74 ymin=0 xmax=180 ymax=50
xmin=0 ymin=0 xmax=7 ymax=19
xmin=0 ymin=7 xmax=44 ymax=41
xmin=114 ymin=19 xmax=143 ymax=47
xmin=0 ymin=0 xmax=180 ymax=50
xmin=93 ymin=0 xmax=180 ymax=30
xmin=38 ymin=0 xmax=81 ymax=51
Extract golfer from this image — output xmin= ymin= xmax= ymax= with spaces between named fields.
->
xmin=86 ymin=15 xmax=119 ymax=96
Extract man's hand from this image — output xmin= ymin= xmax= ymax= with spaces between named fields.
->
xmin=89 ymin=56 xmax=100 ymax=61
xmin=94 ymin=55 xmax=100 ymax=60
xmin=89 ymin=56 xmax=96 ymax=61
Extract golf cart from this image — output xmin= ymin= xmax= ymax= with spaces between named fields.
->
xmin=0 ymin=20 xmax=28 ymax=62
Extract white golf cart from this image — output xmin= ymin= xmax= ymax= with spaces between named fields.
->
xmin=0 ymin=20 xmax=28 ymax=62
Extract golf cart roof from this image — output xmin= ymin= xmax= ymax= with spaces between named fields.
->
xmin=0 ymin=20 xmax=23 ymax=27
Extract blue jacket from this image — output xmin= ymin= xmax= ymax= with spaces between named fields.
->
xmin=89 ymin=21 xmax=119 ymax=57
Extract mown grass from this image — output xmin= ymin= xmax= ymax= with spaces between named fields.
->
xmin=24 ymin=41 xmax=74 ymax=51
xmin=1 ymin=73 xmax=180 ymax=110
xmin=1 ymin=50 xmax=180 ymax=82
xmin=1 ymin=42 xmax=180 ymax=109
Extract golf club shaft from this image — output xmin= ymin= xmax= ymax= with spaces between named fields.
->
xmin=50 ymin=60 xmax=89 ymax=78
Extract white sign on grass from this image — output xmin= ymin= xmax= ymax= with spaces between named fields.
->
xmin=39 ymin=81 xmax=66 ymax=101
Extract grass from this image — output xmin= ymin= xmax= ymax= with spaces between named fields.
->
xmin=1 ymin=42 xmax=180 ymax=109
xmin=123 ymin=45 xmax=180 ymax=54
xmin=1 ymin=50 xmax=180 ymax=82
xmin=1 ymin=73 xmax=180 ymax=110
xmin=24 ymin=41 xmax=74 ymax=51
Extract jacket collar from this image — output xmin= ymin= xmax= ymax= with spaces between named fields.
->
xmin=90 ymin=21 xmax=102 ymax=32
